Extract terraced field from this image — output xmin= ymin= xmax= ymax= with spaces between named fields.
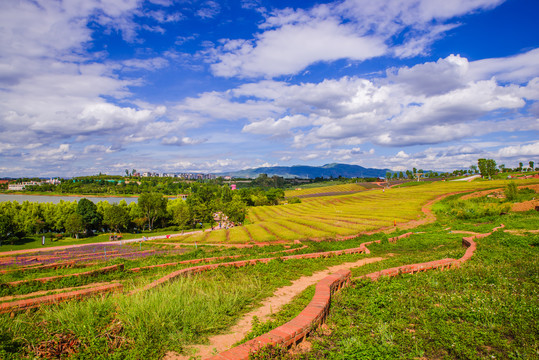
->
xmin=168 ymin=179 xmax=539 ymax=245
xmin=1 ymin=179 xmax=537 ymax=359
xmin=285 ymin=183 xmax=367 ymax=197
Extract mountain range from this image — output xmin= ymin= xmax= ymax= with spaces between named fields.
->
xmin=219 ymin=163 xmax=391 ymax=179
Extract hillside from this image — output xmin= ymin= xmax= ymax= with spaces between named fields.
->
xmin=220 ymin=163 xmax=390 ymax=179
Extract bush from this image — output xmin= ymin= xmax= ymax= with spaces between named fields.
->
xmin=449 ymin=200 xmax=511 ymax=219
xmin=288 ymin=197 xmax=302 ymax=204
xmin=504 ymin=182 xmax=518 ymax=201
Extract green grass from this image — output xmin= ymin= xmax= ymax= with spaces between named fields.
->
xmin=0 ymin=228 xmax=191 ymax=253
xmin=255 ymin=209 xmax=538 ymax=360
xmin=0 ymin=251 xmax=376 ymax=359
xmin=1 ymin=183 xmax=538 ymax=359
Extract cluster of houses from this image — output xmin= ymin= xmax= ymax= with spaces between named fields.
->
xmin=135 ymin=172 xmax=216 ymax=180
xmin=7 ymin=178 xmax=61 ymax=191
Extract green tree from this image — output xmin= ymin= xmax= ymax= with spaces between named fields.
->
xmin=530 ymin=161 xmax=535 ymax=171
xmin=103 ymin=204 xmax=130 ymax=232
xmin=138 ymin=193 xmax=167 ymax=230
xmin=504 ymin=181 xmax=518 ymax=201
xmin=0 ymin=213 xmax=14 ymax=241
xmin=223 ymin=196 xmax=247 ymax=224
xmin=54 ymin=200 xmax=77 ymax=232
xmin=65 ymin=213 xmax=85 ymax=239
xmin=76 ymin=198 xmax=102 ymax=234
xmin=168 ymin=199 xmax=192 ymax=229
xmin=265 ymin=188 xmax=284 ymax=205
xmin=478 ymin=158 xmax=497 ymax=179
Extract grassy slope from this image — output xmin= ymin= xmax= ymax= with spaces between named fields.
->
xmin=246 ymin=204 xmax=539 ymax=360
xmin=1 ymin=180 xmax=538 ymax=359
xmin=0 ymin=241 xmax=376 ymax=359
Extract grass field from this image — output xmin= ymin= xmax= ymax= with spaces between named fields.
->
xmin=236 ymin=207 xmax=539 ymax=360
xmin=0 ymin=243 xmax=373 ymax=359
xmin=0 ymin=178 xmax=537 ymax=359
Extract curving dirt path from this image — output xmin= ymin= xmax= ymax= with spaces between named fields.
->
xmin=163 ymin=257 xmax=385 ymax=360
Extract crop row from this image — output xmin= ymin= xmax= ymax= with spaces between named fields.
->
xmin=166 ymin=179 xmax=539 ymax=245
xmin=284 ymin=183 xmax=367 ymax=197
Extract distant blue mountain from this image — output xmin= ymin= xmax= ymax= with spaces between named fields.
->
xmin=219 ymin=163 xmax=391 ymax=179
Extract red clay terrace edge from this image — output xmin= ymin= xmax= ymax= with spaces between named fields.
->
xmin=207 ymin=225 xmax=503 ymax=360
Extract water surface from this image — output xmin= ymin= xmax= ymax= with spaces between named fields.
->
xmin=0 ymin=194 xmax=139 ymax=204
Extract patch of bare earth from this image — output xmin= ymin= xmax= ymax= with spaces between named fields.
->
xmin=461 ymin=184 xmax=539 ymax=200
xmin=512 ymin=199 xmax=539 ymax=212
xmin=504 ymin=229 xmax=539 ymax=235
xmin=163 ymin=257 xmax=385 ymax=360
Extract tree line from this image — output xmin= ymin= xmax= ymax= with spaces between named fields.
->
xmin=0 ymin=184 xmax=286 ymax=243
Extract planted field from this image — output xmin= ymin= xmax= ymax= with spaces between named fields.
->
xmin=285 ymin=183 xmax=367 ymax=197
xmin=0 ymin=181 xmax=537 ymax=359
xmin=230 ymin=210 xmax=538 ymax=360
xmin=168 ymin=178 xmax=539 ymax=245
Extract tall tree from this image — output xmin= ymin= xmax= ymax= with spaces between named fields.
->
xmin=103 ymin=204 xmax=130 ymax=232
xmin=224 ymin=196 xmax=247 ymax=224
xmin=529 ymin=161 xmax=535 ymax=171
xmin=138 ymin=193 xmax=167 ymax=230
xmin=478 ymin=159 xmax=497 ymax=179
xmin=65 ymin=213 xmax=85 ymax=239
xmin=168 ymin=199 xmax=192 ymax=229
xmin=0 ymin=213 xmax=14 ymax=242
xmin=76 ymin=198 xmax=102 ymax=234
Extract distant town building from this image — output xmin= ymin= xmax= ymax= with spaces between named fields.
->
xmin=8 ymin=181 xmax=41 ymax=190
xmin=138 ymin=172 xmax=215 ymax=180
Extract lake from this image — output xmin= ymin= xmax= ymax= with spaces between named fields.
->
xmin=0 ymin=194 xmax=139 ymax=204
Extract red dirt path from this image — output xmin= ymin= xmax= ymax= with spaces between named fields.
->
xmin=163 ymin=257 xmax=385 ymax=360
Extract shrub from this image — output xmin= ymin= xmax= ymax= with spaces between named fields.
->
xmin=504 ymin=182 xmax=518 ymax=201
xmin=449 ymin=200 xmax=510 ymax=219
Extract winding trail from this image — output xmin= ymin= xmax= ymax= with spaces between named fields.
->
xmin=163 ymin=257 xmax=384 ymax=360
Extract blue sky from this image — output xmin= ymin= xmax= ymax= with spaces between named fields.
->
xmin=1 ymin=0 xmax=538 ymax=177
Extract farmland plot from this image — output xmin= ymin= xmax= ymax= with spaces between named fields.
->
xmin=285 ymin=183 xmax=367 ymax=197
xmin=160 ymin=179 xmax=539 ymax=245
